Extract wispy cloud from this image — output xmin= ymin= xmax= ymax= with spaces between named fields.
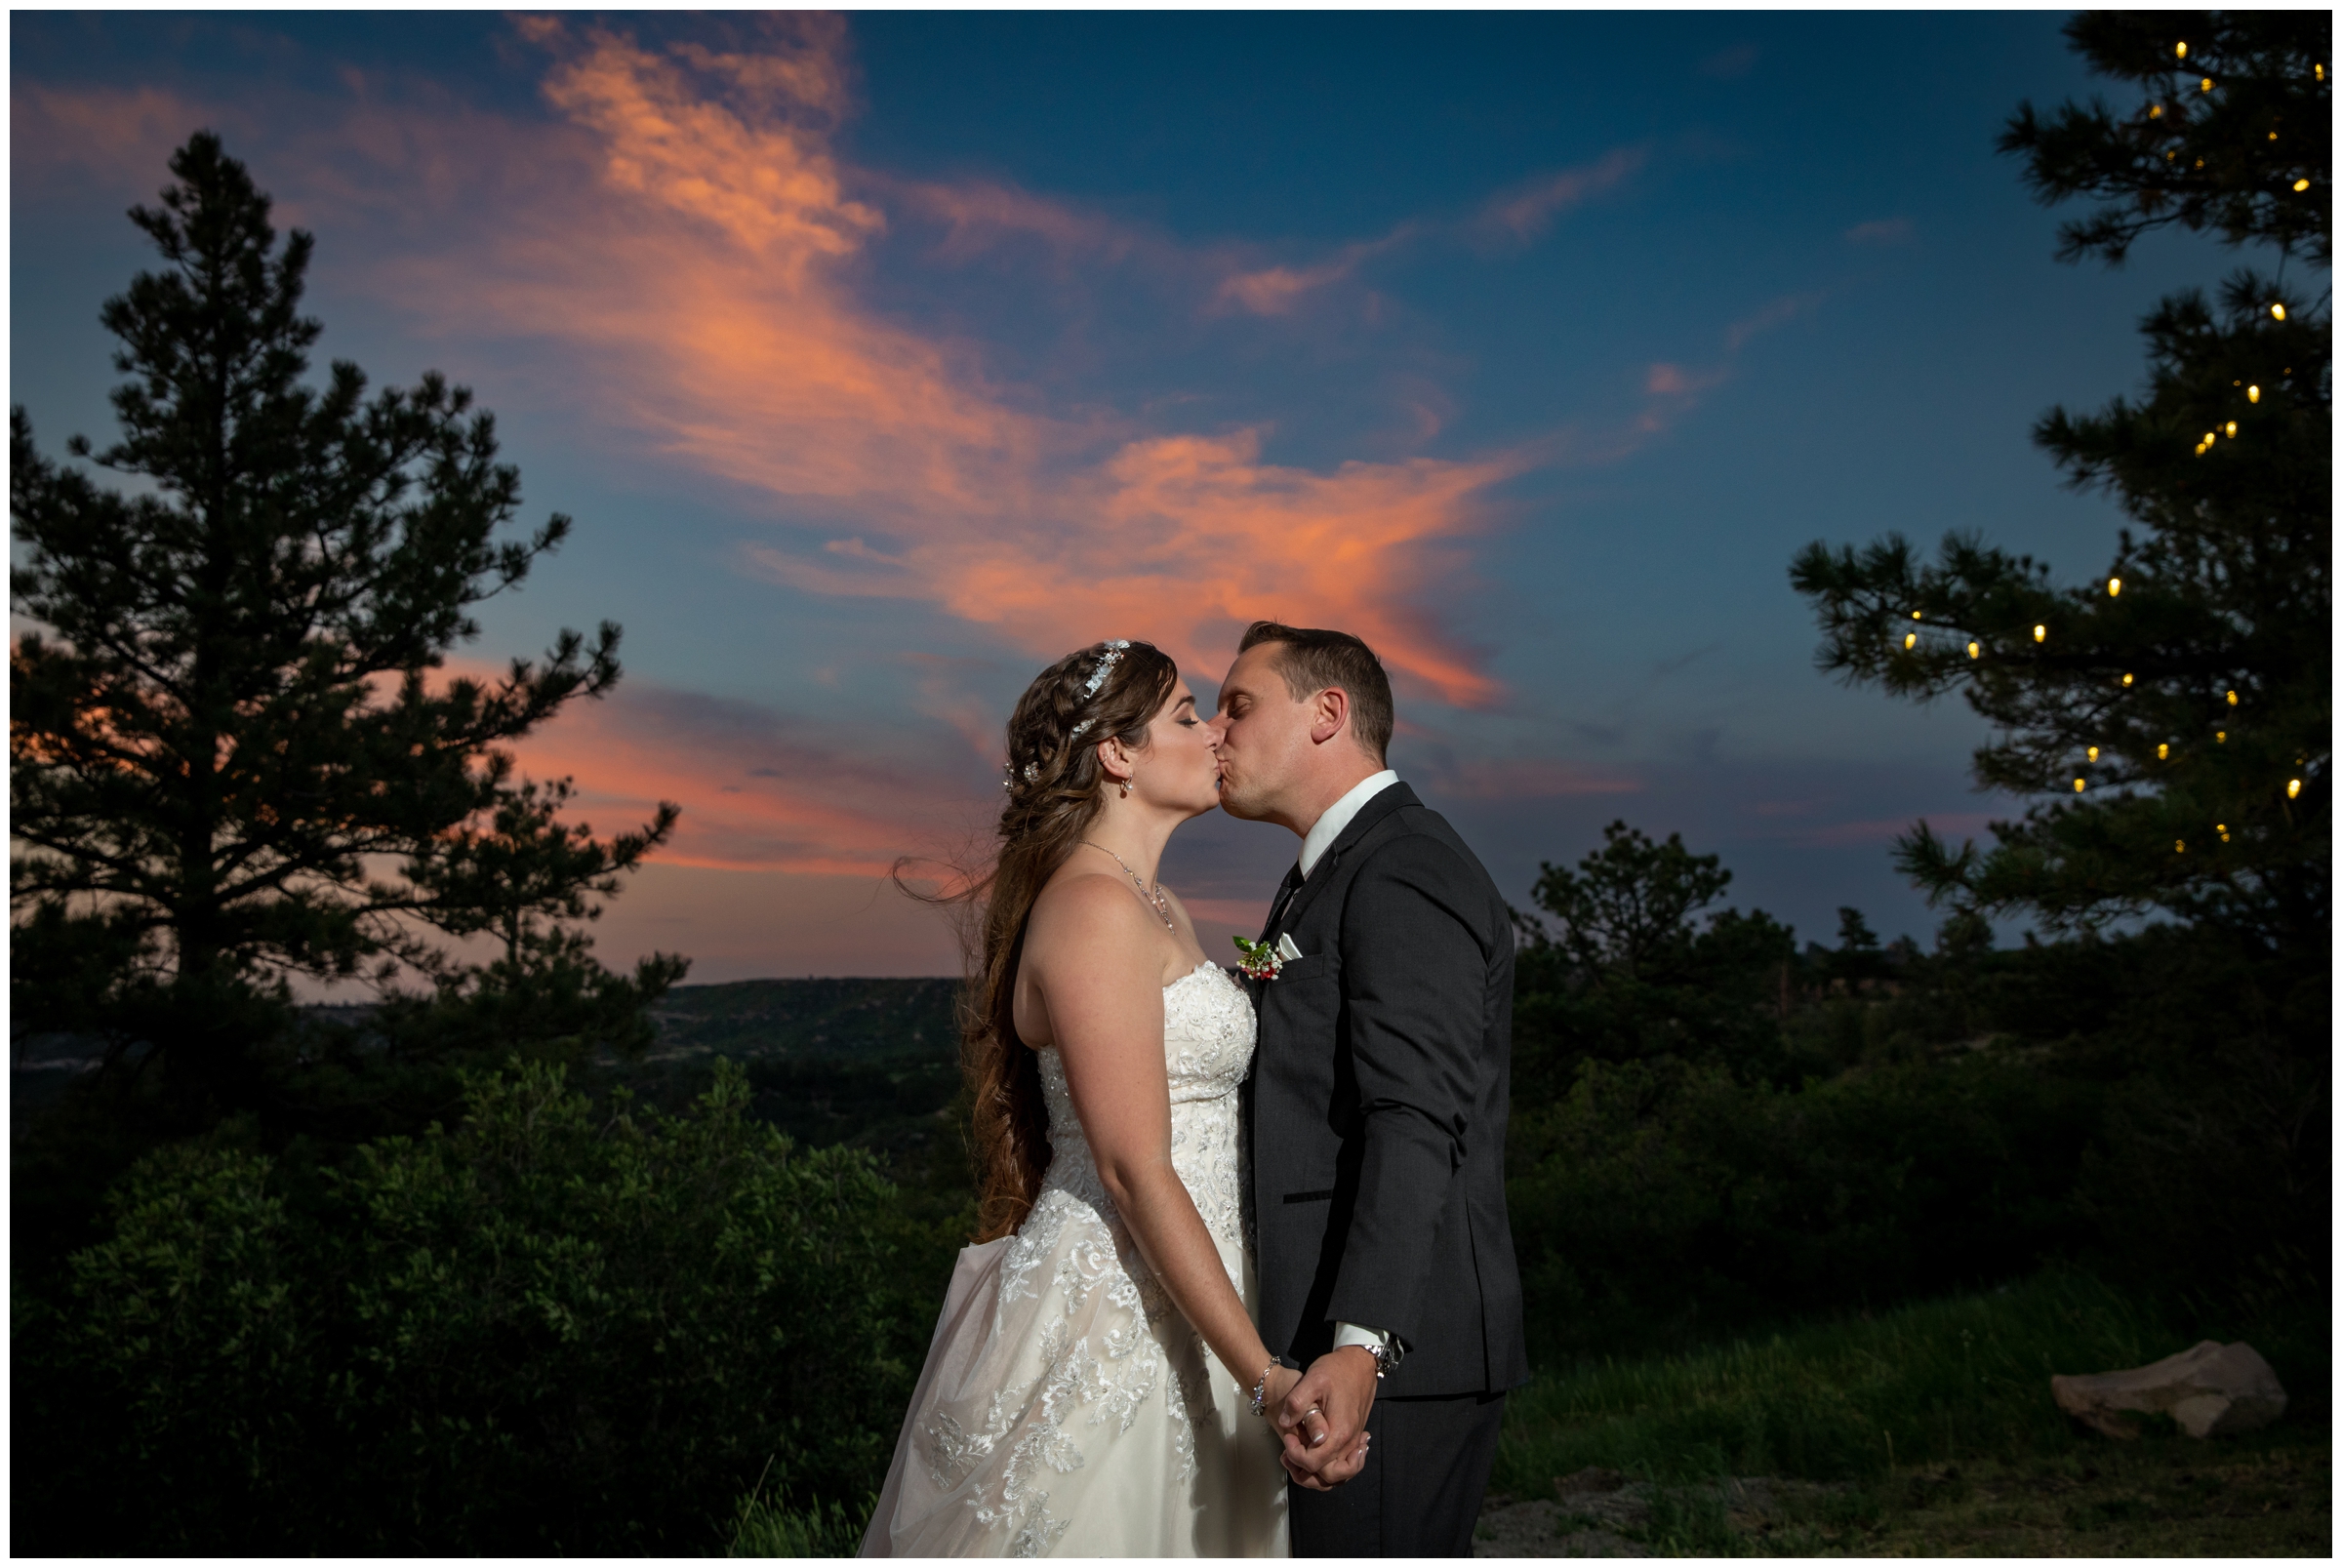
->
xmin=1476 ymin=146 xmax=1648 ymax=245
xmin=1843 ymin=217 xmax=1915 ymax=246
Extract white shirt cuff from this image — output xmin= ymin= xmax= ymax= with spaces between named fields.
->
xmin=1333 ymin=1321 xmax=1393 ymax=1352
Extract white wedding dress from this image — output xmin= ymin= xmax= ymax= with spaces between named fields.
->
xmin=861 ymin=961 xmax=1290 ymax=1556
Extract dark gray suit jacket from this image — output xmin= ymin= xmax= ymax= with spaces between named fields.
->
xmin=1243 ymin=782 xmax=1530 ymax=1398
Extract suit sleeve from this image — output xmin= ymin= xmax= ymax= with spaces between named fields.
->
xmin=1324 ymin=830 xmax=1494 ymax=1347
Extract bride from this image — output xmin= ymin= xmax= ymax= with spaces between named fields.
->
xmin=863 ymin=639 xmax=1334 ymax=1556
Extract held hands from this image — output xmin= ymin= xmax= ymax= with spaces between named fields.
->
xmin=1272 ymin=1346 xmax=1379 ymax=1490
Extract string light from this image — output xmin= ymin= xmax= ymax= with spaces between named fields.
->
xmin=2149 ymin=103 xmax=2163 ymax=118
xmin=2122 ymin=673 xmax=2135 ymax=687
xmin=2225 ymin=421 xmax=2238 ymax=437
xmin=2295 ymin=179 xmax=2313 ymax=192
xmin=2034 ymin=624 xmax=2047 ymax=642
xmin=2318 ymin=62 xmax=2325 ymax=80
xmin=2158 ymin=743 xmax=2169 ymax=759
xmin=2272 ymin=302 xmax=2287 ymax=320
xmin=2175 ymin=838 xmax=2186 ymax=853
xmin=1967 ymin=641 xmax=1980 ymax=659
xmin=2218 ymin=824 xmax=2231 ymax=842
xmin=2227 ymin=690 xmax=2239 ymax=705
xmin=2204 ymin=430 xmax=2218 ymax=445
xmin=1904 ymin=632 xmax=1918 ymax=649
xmin=2287 ymin=779 xmax=2302 ymax=799
xmin=2248 ymin=384 xmax=2261 ymax=401
xmin=2108 ymin=577 xmax=2121 ymax=596
xmin=2201 ymin=77 xmax=2213 ymax=92
xmin=2217 ymin=731 xmax=2227 ymax=743
xmin=2087 ymin=746 xmax=2099 ymax=761
xmin=2073 ymin=778 xmax=2085 ymax=792
xmin=2175 ymin=40 xmax=2187 ymax=59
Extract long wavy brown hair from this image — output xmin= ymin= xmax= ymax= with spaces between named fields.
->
xmin=949 ymin=639 xmax=1180 ymax=1241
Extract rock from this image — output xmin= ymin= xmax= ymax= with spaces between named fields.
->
xmin=2051 ymin=1340 xmax=2287 ymax=1439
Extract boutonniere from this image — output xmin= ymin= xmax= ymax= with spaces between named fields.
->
xmin=1232 ymin=933 xmax=1304 ymax=981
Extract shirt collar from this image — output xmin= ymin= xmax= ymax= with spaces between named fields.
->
xmin=1298 ymin=770 xmax=1399 ymax=878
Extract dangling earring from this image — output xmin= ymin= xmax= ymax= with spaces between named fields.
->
xmin=1119 ymin=777 xmax=1131 ymax=798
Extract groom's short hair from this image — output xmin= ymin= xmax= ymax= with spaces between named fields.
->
xmin=1237 ymin=622 xmax=1393 ymax=763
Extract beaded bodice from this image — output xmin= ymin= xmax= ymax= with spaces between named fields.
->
xmin=1034 ymin=961 xmax=1256 ymax=1251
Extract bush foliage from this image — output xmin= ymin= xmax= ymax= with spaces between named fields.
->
xmin=15 ymin=1061 xmax=922 ymax=1555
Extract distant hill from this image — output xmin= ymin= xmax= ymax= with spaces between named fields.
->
xmin=645 ymin=977 xmax=961 ymax=1063
xmin=621 ymin=977 xmax=968 ymax=1167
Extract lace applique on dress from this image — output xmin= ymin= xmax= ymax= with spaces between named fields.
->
xmin=909 ymin=962 xmax=1258 ymax=1550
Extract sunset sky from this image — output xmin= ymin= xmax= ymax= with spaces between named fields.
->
xmin=11 ymin=12 xmax=2239 ymax=981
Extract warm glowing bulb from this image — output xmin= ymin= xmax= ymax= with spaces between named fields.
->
xmin=2272 ymin=302 xmax=2287 ymax=320
xmin=2217 ymin=731 xmax=2227 ymax=743
xmin=2175 ymin=839 xmax=2186 ymax=853
xmin=2074 ymin=778 xmax=2085 ymax=792
xmin=2227 ymin=690 xmax=2239 ymax=705
xmin=2149 ymin=103 xmax=2163 ymax=118
xmin=2288 ymin=779 xmax=2302 ymax=798
xmin=1911 ymin=610 xmax=1922 ymax=620
xmin=2201 ymin=77 xmax=2213 ymax=92
xmin=2318 ymin=63 xmax=2325 ymax=80
xmin=2108 ymin=577 xmax=2121 ymax=597
xmin=2204 ymin=430 xmax=2218 ymax=445
xmin=2219 ymin=826 xmax=2231 ymax=842
xmin=1966 ymin=641 xmax=1980 ymax=660
xmin=2176 ymin=40 xmax=2187 ymax=58
xmin=2225 ymin=421 xmax=2238 ymax=437
xmin=2122 ymin=673 xmax=2135 ymax=687
xmin=2034 ymin=624 xmax=2047 ymax=642
xmin=2087 ymin=746 xmax=2099 ymax=761
xmin=1904 ymin=632 xmax=1918 ymax=649
xmin=2248 ymin=384 xmax=2261 ymax=401
xmin=2295 ymin=179 xmax=2312 ymax=192
xmin=2195 ymin=443 xmax=2207 ymax=456
xmin=2158 ymin=743 xmax=2169 ymax=759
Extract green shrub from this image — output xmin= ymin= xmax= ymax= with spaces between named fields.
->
xmin=17 ymin=1059 xmax=923 ymax=1554
xmin=1506 ymin=1050 xmax=2101 ymax=1359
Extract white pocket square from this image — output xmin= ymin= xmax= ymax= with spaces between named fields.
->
xmin=1274 ymin=933 xmax=1304 ymax=962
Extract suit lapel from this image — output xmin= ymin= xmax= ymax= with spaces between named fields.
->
xmin=1271 ymin=782 xmax=1419 ymax=942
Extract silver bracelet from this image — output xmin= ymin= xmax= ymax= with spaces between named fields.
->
xmin=1249 ymin=1361 xmax=1279 ymax=1419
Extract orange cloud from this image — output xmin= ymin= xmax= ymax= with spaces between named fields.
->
xmin=492 ymin=671 xmax=989 ymax=878
xmin=365 ymin=23 xmax=1525 ymax=707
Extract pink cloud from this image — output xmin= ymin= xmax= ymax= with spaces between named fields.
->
xmin=1478 ymin=146 xmax=1647 ymax=243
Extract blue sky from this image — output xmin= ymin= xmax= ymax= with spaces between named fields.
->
xmin=11 ymin=12 xmax=2250 ymax=980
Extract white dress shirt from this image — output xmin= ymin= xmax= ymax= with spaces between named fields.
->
xmin=1294 ymin=769 xmax=1406 ymax=1363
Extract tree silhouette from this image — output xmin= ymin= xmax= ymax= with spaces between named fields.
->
xmin=1791 ymin=15 xmax=2328 ymax=953
xmin=11 ymin=132 xmax=682 ymax=1118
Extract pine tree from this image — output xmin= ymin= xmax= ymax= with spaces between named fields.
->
xmin=10 ymin=133 xmax=682 ymax=1118
xmin=1790 ymin=14 xmax=2329 ymax=957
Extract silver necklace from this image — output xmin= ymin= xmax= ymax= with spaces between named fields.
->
xmin=1082 ymin=841 xmax=1174 ymax=929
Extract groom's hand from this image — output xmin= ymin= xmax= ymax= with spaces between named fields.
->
xmin=1275 ymin=1347 xmax=1379 ymax=1490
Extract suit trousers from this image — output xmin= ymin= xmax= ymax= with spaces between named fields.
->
xmin=1286 ymin=1390 xmax=1506 ymax=1557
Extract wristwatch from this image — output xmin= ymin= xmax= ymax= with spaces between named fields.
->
xmin=1360 ymin=1337 xmax=1402 ymax=1380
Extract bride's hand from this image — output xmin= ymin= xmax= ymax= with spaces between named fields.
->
xmin=1263 ymin=1364 xmax=1328 ymax=1449
xmin=1261 ymin=1363 xmax=1305 ymax=1424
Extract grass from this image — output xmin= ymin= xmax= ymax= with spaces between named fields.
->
xmin=1488 ymin=1268 xmax=2331 ymax=1555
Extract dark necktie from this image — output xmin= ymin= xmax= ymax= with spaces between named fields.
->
xmin=1261 ymin=862 xmax=1306 ymax=941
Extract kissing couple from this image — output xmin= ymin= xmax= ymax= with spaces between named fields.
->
xmin=862 ymin=623 xmax=1528 ymax=1558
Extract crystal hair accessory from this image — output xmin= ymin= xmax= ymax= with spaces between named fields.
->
xmin=1081 ymin=639 xmax=1132 ymax=698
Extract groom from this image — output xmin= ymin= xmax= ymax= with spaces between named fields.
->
xmin=1212 ymin=622 xmax=1528 ymax=1557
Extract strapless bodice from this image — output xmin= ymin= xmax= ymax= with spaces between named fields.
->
xmin=1034 ymin=962 xmax=1256 ymax=1250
